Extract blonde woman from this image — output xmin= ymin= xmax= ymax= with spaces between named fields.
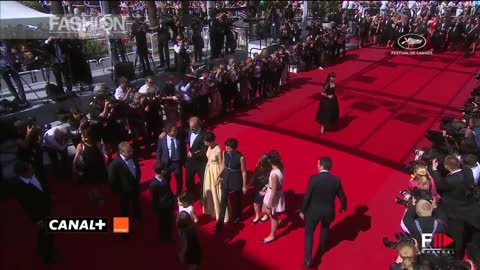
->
xmin=408 ymin=165 xmax=440 ymax=202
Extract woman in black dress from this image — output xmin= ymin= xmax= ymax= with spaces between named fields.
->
xmin=73 ymin=128 xmax=107 ymax=205
xmin=249 ymin=154 xmax=272 ymax=224
xmin=177 ymin=211 xmax=202 ymax=270
xmin=316 ymin=72 xmax=339 ymax=134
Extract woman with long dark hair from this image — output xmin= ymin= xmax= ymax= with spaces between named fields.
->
xmin=249 ymin=154 xmax=272 ymax=224
xmin=316 ymin=72 xmax=339 ymax=134
xmin=262 ymin=150 xmax=285 ymax=243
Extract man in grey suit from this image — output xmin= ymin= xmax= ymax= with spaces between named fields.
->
xmin=300 ymin=157 xmax=347 ymax=269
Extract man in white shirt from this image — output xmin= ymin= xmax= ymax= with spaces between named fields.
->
xmin=138 ymin=76 xmax=157 ymax=95
xmin=114 ymin=76 xmax=133 ymax=101
xmin=462 ymin=154 xmax=480 ymax=185
xmin=43 ymin=126 xmax=68 ymax=172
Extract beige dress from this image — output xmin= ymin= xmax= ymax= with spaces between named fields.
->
xmin=203 ymin=146 xmax=229 ymax=222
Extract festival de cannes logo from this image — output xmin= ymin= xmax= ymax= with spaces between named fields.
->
xmin=391 ymin=33 xmax=432 ymax=55
xmin=398 ymin=34 xmax=427 ymax=50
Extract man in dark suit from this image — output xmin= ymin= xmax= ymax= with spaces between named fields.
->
xmin=14 ymin=161 xmax=58 ymax=264
xmin=185 ymin=117 xmax=207 ymax=200
xmin=156 ymin=20 xmax=171 ymax=70
xmin=157 ymin=123 xmax=186 ymax=196
xmin=149 ymin=161 xmax=175 ymax=241
xmin=43 ymin=35 xmax=74 ymax=95
xmin=107 ymin=141 xmax=143 ymax=237
xmin=431 ymin=155 xmax=480 ymax=260
xmin=300 ymin=157 xmax=347 ymax=269
xmin=464 ymin=20 xmax=479 ymax=58
xmin=131 ymin=16 xmax=152 ymax=76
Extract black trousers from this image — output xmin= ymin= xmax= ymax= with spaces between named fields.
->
xmin=120 ymin=191 xmax=142 ymax=222
xmin=158 ymin=40 xmax=170 ymax=68
xmin=0 ymin=67 xmax=26 ymax=101
xmin=136 ymin=51 xmax=151 ymax=74
xmin=166 ymin=160 xmax=183 ymax=195
xmin=194 ymin=95 xmax=209 ymax=120
xmin=447 ymin=219 xmax=467 ymax=260
xmin=37 ymin=224 xmax=55 ymax=262
xmin=52 ymin=62 xmax=72 ymax=92
xmin=156 ymin=206 xmax=174 ymax=240
xmin=304 ymin=215 xmax=333 ymax=264
xmin=217 ymin=188 xmax=242 ymax=226
xmin=186 ymin=159 xmax=206 ymax=199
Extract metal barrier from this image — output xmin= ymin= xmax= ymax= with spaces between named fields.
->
xmin=98 ymin=57 xmax=111 ymax=73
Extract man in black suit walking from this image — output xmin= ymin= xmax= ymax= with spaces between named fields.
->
xmin=157 ymin=123 xmax=186 ymax=196
xmin=14 ymin=161 xmax=59 ymax=264
xmin=185 ymin=117 xmax=207 ymax=200
xmin=300 ymin=157 xmax=347 ymax=269
xmin=431 ymin=155 xmax=480 ymax=261
xmin=149 ymin=161 xmax=175 ymax=241
xmin=108 ymin=142 xmax=143 ymax=236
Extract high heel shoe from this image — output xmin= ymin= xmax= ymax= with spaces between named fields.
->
xmin=320 ymin=126 xmax=326 ymax=135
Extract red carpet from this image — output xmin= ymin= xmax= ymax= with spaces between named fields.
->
xmin=1 ymin=47 xmax=479 ymax=270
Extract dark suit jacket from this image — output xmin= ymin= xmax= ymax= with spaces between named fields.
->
xmin=149 ymin=177 xmax=175 ymax=211
xmin=107 ymin=157 xmax=142 ymax=194
xmin=157 ymin=135 xmax=186 ymax=165
xmin=302 ymin=172 xmax=347 ymax=219
xmin=431 ymin=167 xmax=480 ymax=229
xmin=185 ymin=128 xmax=207 ymax=163
xmin=15 ymin=176 xmax=52 ymax=223
xmin=43 ymin=39 xmax=70 ymax=64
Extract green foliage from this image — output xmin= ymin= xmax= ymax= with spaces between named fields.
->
xmin=18 ymin=1 xmax=45 ymax=13
xmin=82 ymin=39 xmax=108 ymax=59
xmin=310 ymin=1 xmax=342 ymax=19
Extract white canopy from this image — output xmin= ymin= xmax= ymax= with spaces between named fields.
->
xmin=0 ymin=1 xmax=52 ymax=27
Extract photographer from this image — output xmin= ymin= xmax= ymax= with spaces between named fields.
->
xmin=114 ymin=77 xmax=135 ymax=102
xmin=131 ymin=16 xmax=152 ymax=76
xmin=15 ymin=119 xmax=44 ymax=177
xmin=89 ymin=88 xmax=123 ymax=163
xmin=42 ymin=126 xmax=69 ymax=177
xmin=0 ymin=41 xmax=28 ymax=106
xmin=402 ymin=196 xmax=447 ymax=251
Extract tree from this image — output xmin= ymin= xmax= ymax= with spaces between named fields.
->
xmin=146 ymin=1 xmax=158 ymax=28
xmin=50 ymin=0 xmax=64 ymax=15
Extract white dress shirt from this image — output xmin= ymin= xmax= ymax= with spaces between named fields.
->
xmin=114 ymin=86 xmax=127 ymax=100
xmin=19 ymin=175 xmax=43 ymax=191
xmin=189 ymin=131 xmax=198 ymax=147
xmin=471 ymin=162 xmax=480 ymax=185
xmin=138 ymin=83 xmax=156 ymax=95
xmin=43 ymin=126 xmax=67 ymax=151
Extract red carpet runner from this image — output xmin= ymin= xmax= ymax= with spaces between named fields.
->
xmin=1 ymin=47 xmax=479 ymax=270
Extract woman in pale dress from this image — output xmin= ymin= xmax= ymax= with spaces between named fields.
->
xmin=202 ymin=132 xmax=229 ymax=222
xmin=262 ymin=150 xmax=285 ymax=243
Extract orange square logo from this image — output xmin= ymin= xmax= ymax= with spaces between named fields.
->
xmin=113 ymin=217 xmax=129 ymax=233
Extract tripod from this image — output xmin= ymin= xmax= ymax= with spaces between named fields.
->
xmin=19 ymin=73 xmax=50 ymax=105
xmin=134 ymin=50 xmax=156 ymax=74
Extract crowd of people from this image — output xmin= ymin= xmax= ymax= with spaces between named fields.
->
xmin=384 ymin=80 xmax=480 ymax=269
xmin=3 ymin=1 xmax=480 ymax=269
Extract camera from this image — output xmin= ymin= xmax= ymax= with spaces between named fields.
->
xmin=383 ymin=232 xmax=415 ymax=249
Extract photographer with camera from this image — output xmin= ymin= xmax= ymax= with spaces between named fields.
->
xmin=15 ymin=119 xmax=45 ymax=178
xmin=89 ymin=86 xmax=124 ymax=163
xmin=114 ymin=77 xmax=135 ymax=102
xmin=401 ymin=194 xmax=447 ymax=251
xmin=131 ymin=16 xmax=152 ymax=76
